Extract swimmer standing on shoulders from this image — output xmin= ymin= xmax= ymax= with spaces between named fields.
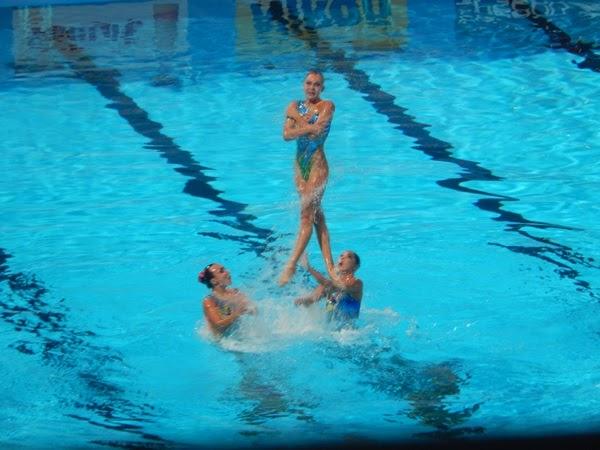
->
xmin=295 ymin=250 xmax=363 ymax=324
xmin=279 ymin=69 xmax=336 ymax=286
xmin=199 ymin=263 xmax=257 ymax=337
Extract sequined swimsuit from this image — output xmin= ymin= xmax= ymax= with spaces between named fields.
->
xmin=295 ymin=100 xmax=330 ymax=181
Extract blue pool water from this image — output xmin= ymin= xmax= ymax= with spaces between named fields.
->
xmin=1 ymin=0 xmax=600 ymax=448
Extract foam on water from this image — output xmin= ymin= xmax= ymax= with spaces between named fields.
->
xmin=194 ymin=290 xmax=413 ymax=356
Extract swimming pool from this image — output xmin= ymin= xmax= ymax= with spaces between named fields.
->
xmin=1 ymin=0 xmax=599 ymax=447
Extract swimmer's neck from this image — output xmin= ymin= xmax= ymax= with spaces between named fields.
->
xmin=212 ymin=285 xmax=233 ymax=298
xmin=336 ymin=270 xmax=355 ymax=281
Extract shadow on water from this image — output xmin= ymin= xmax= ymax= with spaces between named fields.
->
xmin=0 ymin=248 xmax=169 ymax=448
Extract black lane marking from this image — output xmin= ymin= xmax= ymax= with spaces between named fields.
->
xmin=0 ymin=248 xmax=170 ymax=447
xmin=507 ymin=0 xmax=600 ymax=72
xmin=50 ymin=25 xmax=272 ymax=254
xmin=260 ymin=1 xmax=598 ymax=297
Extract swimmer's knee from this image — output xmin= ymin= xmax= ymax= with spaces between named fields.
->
xmin=314 ymin=209 xmax=326 ymax=220
xmin=300 ymin=196 xmax=318 ymax=211
xmin=300 ymin=207 xmax=315 ymax=223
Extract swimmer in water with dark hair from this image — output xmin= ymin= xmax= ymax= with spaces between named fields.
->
xmin=294 ymin=250 xmax=363 ymax=325
xmin=279 ymin=69 xmax=336 ymax=286
xmin=199 ymin=263 xmax=257 ymax=337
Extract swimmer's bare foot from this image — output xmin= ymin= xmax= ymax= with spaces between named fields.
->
xmin=278 ymin=263 xmax=296 ymax=286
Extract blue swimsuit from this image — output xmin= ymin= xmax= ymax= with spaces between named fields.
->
xmin=326 ymin=291 xmax=361 ymax=324
xmin=295 ymin=100 xmax=330 ymax=181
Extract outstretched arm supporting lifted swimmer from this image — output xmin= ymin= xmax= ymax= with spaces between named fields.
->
xmin=294 ymin=252 xmax=363 ymax=307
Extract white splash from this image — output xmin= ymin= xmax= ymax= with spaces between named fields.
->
xmin=196 ymin=294 xmax=405 ymax=354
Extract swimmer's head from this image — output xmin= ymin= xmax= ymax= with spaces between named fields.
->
xmin=304 ymin=69 xmax=325 ymax=98
xmin=337 ymin=250 xmax=360 ymax=273
xmin=198 ymin=263 xmax=231 ymax=289
xmin=198 ymin=263 xmax=215 ymax=288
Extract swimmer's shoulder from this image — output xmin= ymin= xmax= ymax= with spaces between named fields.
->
xmin=286 ymin=100 xmax=299 ymax=112
xmin=348 ymin=278 xmax=363 ymax=301
xmin=320 ymin=99 xmax=335 ymax=112
xmin=202 ymin=295 xmax=217 ymax=308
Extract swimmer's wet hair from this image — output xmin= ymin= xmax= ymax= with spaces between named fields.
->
xmin=351 ymin=251 xmax=361 ymax=269
xmin=198 ymin=263 xmax=215 ymax=288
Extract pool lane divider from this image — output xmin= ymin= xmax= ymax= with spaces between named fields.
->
xmin=50 ymin=25 xmax=273 ymax=254
xmin=507 ymin=0 xmax=600 ymax=73
xmin=263 ymin=1 xmax=598 ymax=298
xmin=0 ymin=248 xmax=170 ymax=446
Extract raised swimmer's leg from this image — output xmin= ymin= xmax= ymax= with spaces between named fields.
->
xmin=279 ymin=197 xmax=316 ymax=286
xmin=314 ymin=208 xmax=334 ymax=278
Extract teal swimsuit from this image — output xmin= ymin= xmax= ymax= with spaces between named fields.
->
xmin=326 ymin=291 xmax=361 ymax=324
xmin=296 ymin=100 xmax=330 ymax=181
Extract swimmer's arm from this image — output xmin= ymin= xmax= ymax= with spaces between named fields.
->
xmin=241 ymin=298 xmax=258 ymax=315
xmin=283 ymin=102 xmax=305 ymax=141
xmin=283 ymin=101 xmax=322 ymax=141
xmin=301 ymin=100 xmax=334 ymax=138
xmin=313 ymin=100 xmax=334 ymax=135
xmin=309 ymin=267 xmax=332 ymax=288
xmin=305 ymin=259 xmax=360 ymax=297
xmin=203 ymin=297 xmax=244 ymax=332
xmin=328 ymin=275 xmax=363 ymax=301
xmin=303 ymin=259 xmax=333 ymax=288
xmin=300 ymin=253 xmax=333 ymax=288
xmin=232 ymin=289 xmax=258 ymax=315
xmin=294 ymin=284 xmax=326 ymax=306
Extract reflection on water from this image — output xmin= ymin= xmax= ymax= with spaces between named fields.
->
xmin=456 ymin=0 xmax=600 ymax=64
xmin=151 ymin=3 xmax=182 ymax=88
xmin=236 ymin=0 xmax=408 ymax=67
xmin=326 ymin=340 xmax=484 ymax=439
xmin=235 ymin=352 xmax=318 ymax=430
xmin=215 ymin=302 xmax=483 ymax=441
xmin=9 ymin=0 xmax=189 ymax=80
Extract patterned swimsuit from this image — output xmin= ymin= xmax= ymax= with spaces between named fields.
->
xmin=295 ymin=100 xmax=331 ymax=181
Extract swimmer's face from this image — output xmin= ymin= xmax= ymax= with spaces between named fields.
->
xmin=337 ymin=251 xmax=357 ymax=272
xmin=208 ymin=264 xmax=231 ymax=287
xmin=303 ymin=72 xmax=324 ymax=101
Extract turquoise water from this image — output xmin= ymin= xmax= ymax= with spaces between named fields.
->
xmin=1 ymin=0 xmax=600 ymax=448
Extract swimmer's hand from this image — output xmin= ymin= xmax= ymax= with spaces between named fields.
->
xmin=235 ymin=297 xmax=257 ymax=316
xmin=307 ymin=120 xmax=328 ymax=138
xmin=230 ymin=303 xmax=245 ymax=316
xmin=294 ymin=297 xmax=314 ymax=307
xmin=305 ymin=124 xmax=320 ymax=139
